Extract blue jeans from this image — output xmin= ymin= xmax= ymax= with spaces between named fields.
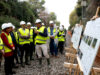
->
xmin=50 ymin=39 xmax=58 ymax=56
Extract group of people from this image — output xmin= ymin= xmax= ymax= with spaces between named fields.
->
xmin=0 ymin=19 xmax=66 ymax=75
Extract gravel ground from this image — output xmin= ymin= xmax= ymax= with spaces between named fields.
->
xmin=0 ymin=53 xmax=66 ymax=75
xmin=0 ymin=34 xmax=71 ymax=75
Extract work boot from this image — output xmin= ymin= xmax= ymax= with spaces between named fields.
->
xmin=25 ymin=56 xmax=30 ymax=65
xmin=25 ymin=62 xmax=30 ymax=65
xmin=11 ymin=71 xmax=16 ymax=74
xmin=21 ymin=63 xmax=25 ymax=68
xmin=30 ymin=57 xmax=34 ymax=61
xmin=38 ymin=58 xmax=42 ymax=68
xmin=47 ymin=58 xmax=50 ymax=65
xmin=47 ymin=58 xmax=51 ymax=68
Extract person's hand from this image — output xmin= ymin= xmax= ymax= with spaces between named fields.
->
xmin=91 ymin=16 xmax=99 ymax=20
xmin=1 ymin=50 xmax=5 ymax=55
xmin=12 ymin=47 xmax=15 ymax=51
xmin=34 ymin=30 xmax=39 ymax=34
xmin=50 ymin=36 xmax=54 ymax=39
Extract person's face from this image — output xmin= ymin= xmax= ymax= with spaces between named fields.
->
xmin=36 ymin=23 xmax=41 ymax=28
xmin=11 ymin=27 xmax=13 ymax=32
xmin=21 ymin=24 xmax=26 ymax=29
xmin=50 ymin=23 xmax=54 ymax=27
xmin=5 ymin=27 xmax=12 ymax=33
xmin=27 ymin=25 xmax=31 ymax=29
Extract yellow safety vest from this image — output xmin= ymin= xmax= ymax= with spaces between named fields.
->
xmin=58 ymin=31 xmax=65 ymax=42
xmin=18 ymin=28 xmax=30 ymax=45
xmin=47 ymin=27 xmax=57 ymax=39
xmin=15 ymin=32 xmax=18 ymax=44
xmin=0 ymin=37 xmax=3 ymax=50
xmin=29 ymin=29 xmax=33 ymax=42
xmin=2 ymin=32 xmax=13 ymax=53
xmin=35 ymin=26 xmax=47 ymax=44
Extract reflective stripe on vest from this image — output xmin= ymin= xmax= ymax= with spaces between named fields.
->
xmin=18 ymin=28 xmax=30 ymax=45
xmin=2 ymin=32 xmax=13 ymax=53
xmin=58 ymin=31 xmax=65 ymax=42
xmin=0 ymin=38 xmax=3 ymax=50
xmin=35 ymin=26 xmax=47 ymax=44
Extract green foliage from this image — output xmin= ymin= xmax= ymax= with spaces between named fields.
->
xmin=0 ymin=0 xmax=59 ymax=29
xmin=76 ymin=5 xmax=82 ymax=17
xmin=69 ymin=9 xmax=78 ymax=29
xmin=0 ymin=1 xmax=11 ymax=15
xmin=0 ymin=0 xmax=46 ymax=26
xmin=69 ymin=3 xmax=82 ymax=30
xmin=55 ymin=21 xmax=60 ymax=26
xmin=0 ymin=16 xmax=20 ymax=30
xmin=49 ymin=12 xmax=57 ymax=21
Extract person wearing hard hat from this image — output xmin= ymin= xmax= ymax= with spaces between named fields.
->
xmin=27 ymin=22 xmax=35 ymax=60
xmin=1 ymin=23 xmax=16 ymax=75
xmin=57 ymin=27 xmax=65 ymax=54
xmin=42 ymin=23 xmax=45 ymax=27
xmin=34 ymin=19 xmax=50 ymax=67
xmin=17 ymin=21 xmax=30 ymax=67
xmin=47 ymin=21 xmax=58 ymax=58
xmin=9 ymin=23 xmax=19 ymax=68
xmin=62 ymin=25 xmax=67 ymax=35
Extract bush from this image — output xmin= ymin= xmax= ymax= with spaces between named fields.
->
xmin=0 ymin=16 xmax=20 ymax=31
xmin=0 ymin=1 xmax=11 ymax=15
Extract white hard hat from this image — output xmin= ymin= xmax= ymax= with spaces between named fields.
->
xmin=42 ymin=23 xmax=45 ymax=26
xmin=59 ymin=27 xmax=63 ymax=31
xmin=13 ymin=26 xmax=15 ymax=29
xmin=31 ymin=26 xmax=36 ymax=29
xmin=2 ymin=23 xmax=12 ymax=30
xmin=2 ymin=23 xmax=7 ymax=30
xmin=20 ymin=21 xmax=26 ymax=25
xmin=35 ymin=19 xmax=41 ymax=23
xmin=49 ymin=21 xmax=54 ymax=24
xmin=8 ymin=23 xmax=13 ymax=27
xmin=27 ymin=22 xmax=31 ymax=25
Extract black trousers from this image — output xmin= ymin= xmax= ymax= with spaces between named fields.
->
xmin=4 ymin=55 xmax=13 ymax=75
xmin=30 ymin=42 xmax=35 ymax=60
xmin=19 ymin=44 xmax=30 ymax=64
xmin=0 ymin=52 xmax=2 ymax=67
xmin=12 ymin=47 xmax=19 ymax=65
xmin=58 ymin=41 xmax=64 ymax=54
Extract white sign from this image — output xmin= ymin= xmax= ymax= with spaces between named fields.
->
xmin=71 ymin=25 xmax=83 ymax=49
xmin=78 ymin=18 xmax=100 ymax=75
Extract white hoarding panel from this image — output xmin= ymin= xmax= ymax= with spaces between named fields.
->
xmin=78 ymin=18 xmax=100 ymax=75
xmin=71 ymin=25 xmax=83 ymax=49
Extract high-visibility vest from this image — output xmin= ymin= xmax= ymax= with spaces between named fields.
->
xmin=0 ymin=37 xmax=3 ymax=50
xmin=18 ymin=28 xmax=30 ymax=45
xmin=47 ymin=27 xmax=57 ymax=39
xmin=2 ymin=32 xmax=13 ymax=53
xmin=58 ymin=31 xmax=65 ymax=42
xmin=35 ymin=26 xmax=47 ymax=44
xmin=29 ymin=29 xmax=33 ymax=42
xmin=14 ymin=32 xmax=18 ymax=44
